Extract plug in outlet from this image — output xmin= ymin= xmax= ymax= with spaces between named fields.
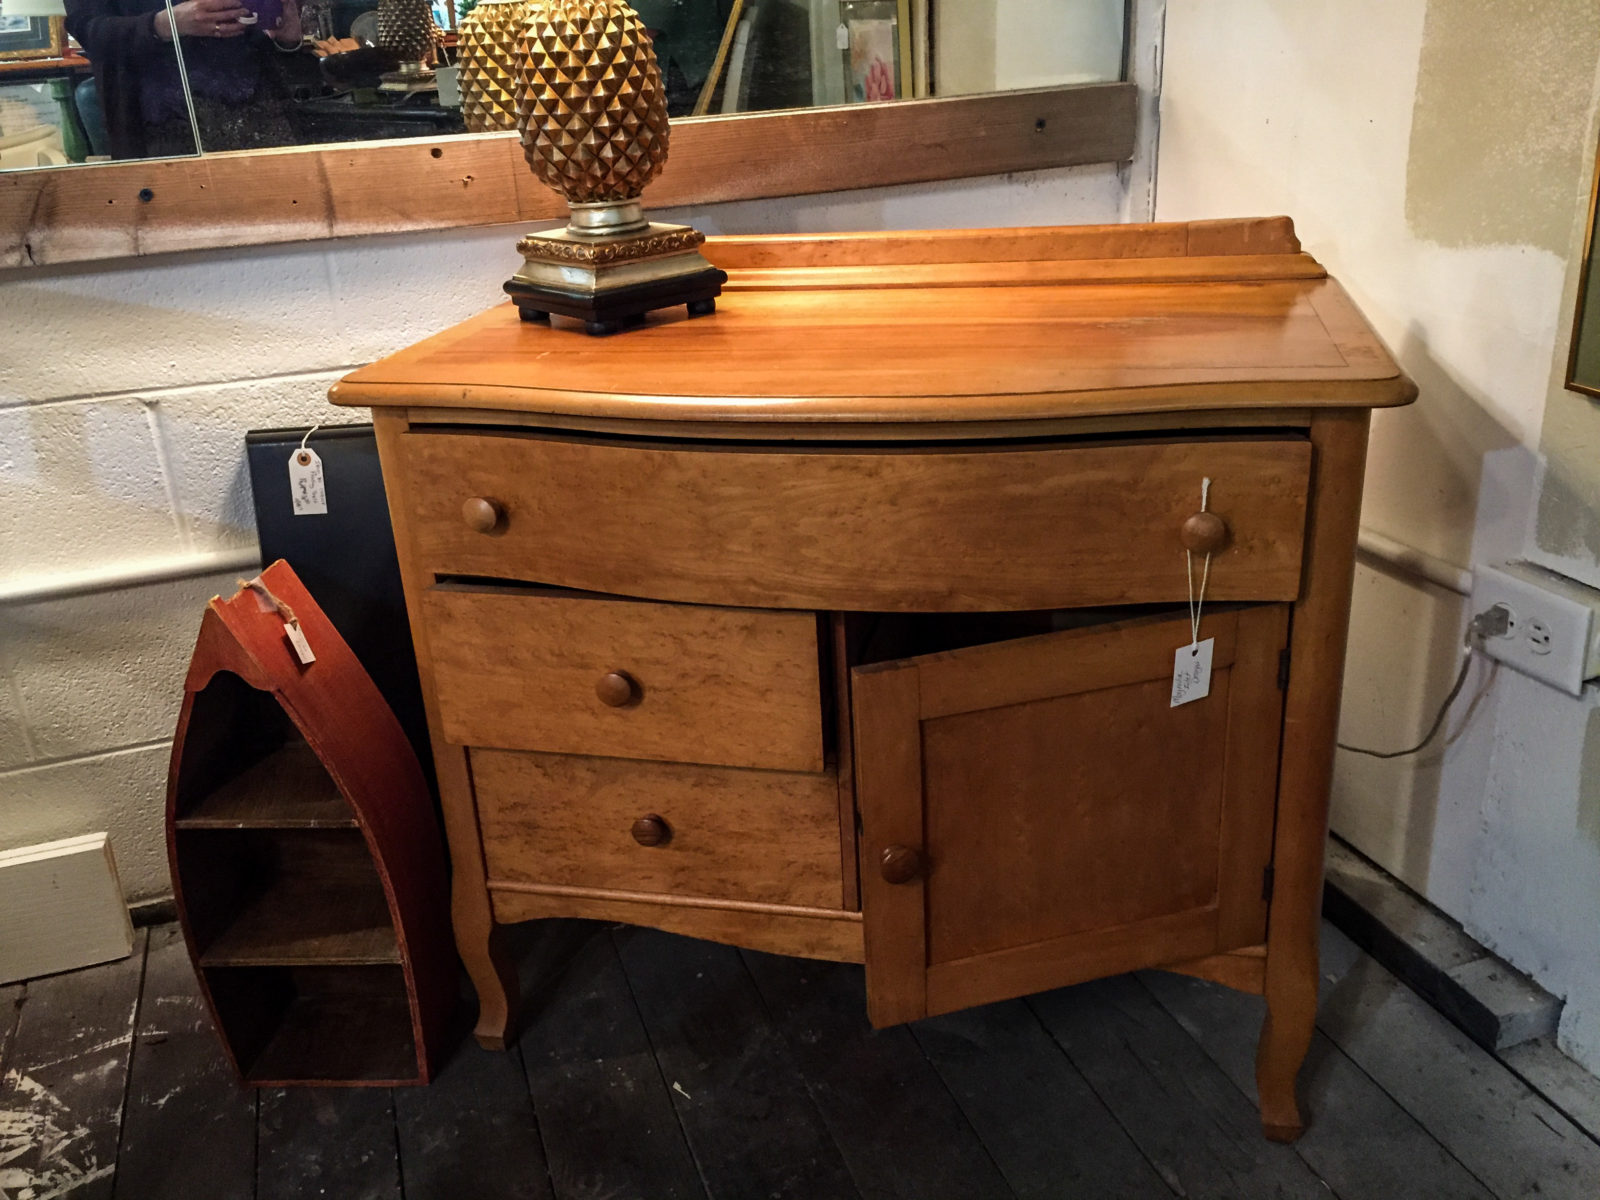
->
xmin=1469 ymin=561 xmax=1600 ymax=695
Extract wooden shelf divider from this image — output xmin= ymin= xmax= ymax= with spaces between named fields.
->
xmin=174 ymin=740 xmax=357 ymax=830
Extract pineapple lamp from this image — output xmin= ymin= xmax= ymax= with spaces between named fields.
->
xmin=376 ymin=0 xmax=443 ymax=92
xmin=504 ymin=0 xmax=726 ymax=335
xmin=457 ymin=0 xmax=529 ymax=131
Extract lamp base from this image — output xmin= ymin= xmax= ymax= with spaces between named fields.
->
xmin=379 ymin=63 xmax=436 ymax=93
xmin=504 ymin=213 xmax=727 ymax=336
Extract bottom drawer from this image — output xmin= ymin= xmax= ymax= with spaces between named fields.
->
xmin=473 ymin=749 xmax=845 ymax=910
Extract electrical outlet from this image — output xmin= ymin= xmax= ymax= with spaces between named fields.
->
xmin=1469 ymin=561 xmax=1600 ymax=695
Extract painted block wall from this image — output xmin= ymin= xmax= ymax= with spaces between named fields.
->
xmin=0 ymin=162 xmax=1131 ymax=905
xmin=1157 ymin=0 xmax=1600 ymax=1069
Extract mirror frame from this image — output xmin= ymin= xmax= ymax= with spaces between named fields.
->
xmin=1567 ymin=128 xmax=1600 ymax=398
xmin=0 ymin=82 xmax=1134 ymax=269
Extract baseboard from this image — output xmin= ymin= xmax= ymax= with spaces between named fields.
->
xmin=1323 ymin=837 xmax=1561 ymax=1052
xmin=0 ymin=834 xmax=136 ymax=984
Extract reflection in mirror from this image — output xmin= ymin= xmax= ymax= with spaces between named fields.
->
xmin=1 ymin=0 xmax=1127 ymax=168
xmin=3 ymin=0 xmax=199 ymax=167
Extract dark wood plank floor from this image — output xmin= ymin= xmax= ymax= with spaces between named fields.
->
xmin=2 ymin=919 xmax=1598 ymax=1200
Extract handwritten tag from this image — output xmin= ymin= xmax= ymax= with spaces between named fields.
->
xmin=1171 ymin=638 xmax=1214 ymax=707
xmin=288 ymin=448 xmax=327 ymax=516
xmin=284 ymin=620 xmax=316 ymax=665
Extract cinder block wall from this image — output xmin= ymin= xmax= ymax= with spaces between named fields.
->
xmin=0 ymin=164 xmax=1130 ymax=903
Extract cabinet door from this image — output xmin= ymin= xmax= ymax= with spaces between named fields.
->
xmin=853 ymin=606 xmax=1288 ymax=1026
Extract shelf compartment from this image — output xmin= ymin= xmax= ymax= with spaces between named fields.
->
xmin=176 ymin=828 xmax=399 ymax=967
xmin=206 ymin=965 xmax=418 ymax=1085
xmin=175 ymin=739 xmax=356 ymax=830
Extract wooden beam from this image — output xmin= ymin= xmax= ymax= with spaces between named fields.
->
xmin=0 ymin=83 xmax=1135 ymax=270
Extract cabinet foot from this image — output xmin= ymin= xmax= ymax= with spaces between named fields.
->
xmin=461 ymin=920 xmax=520 ymax=1051
xmin=1255 ymin=975 xmax=1315 ymax=1140
xmin=1261 ymin=1120 xmax=1305 ymax=1144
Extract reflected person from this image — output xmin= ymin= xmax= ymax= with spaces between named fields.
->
xmin=66 ymin=0 xmax=301 ymax=159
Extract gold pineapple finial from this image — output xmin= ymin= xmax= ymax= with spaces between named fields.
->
xmin=457 ymin=0 xmax=530 ymax=133
xmin=516 ymin=0 xmax=671 ymax=205
xmin=503 ymin=0 xmax=724 ymax=335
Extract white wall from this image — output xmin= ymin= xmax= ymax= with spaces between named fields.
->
xmin=936 ymin=0 xmax=1125 ymax=95
xmin=0 ymin=161 xmax=1132 ymax=904
xmin=1157 ymin=0 xmax=1600 ymax=1069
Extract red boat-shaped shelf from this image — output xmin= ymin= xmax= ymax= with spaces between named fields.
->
xmin=166 ymin=560 xmax=454 ymax=1086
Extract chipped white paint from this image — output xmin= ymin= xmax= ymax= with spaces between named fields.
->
xmin=0 ymin=1072 xmax=113 ymax=1200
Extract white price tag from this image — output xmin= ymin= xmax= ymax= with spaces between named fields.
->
xmin=288 ymin=448 xmax=327 ymax=516
xmin=836 ymin=22 xmax=849 ymax=49
xmin=284 ymin=620 xmax=316 ymax=665
xmin=1171 ymin=638 xmax=1214 ymax=707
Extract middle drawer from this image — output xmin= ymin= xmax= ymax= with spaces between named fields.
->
xmin=422 ymin=585 xmax=826 ymax=773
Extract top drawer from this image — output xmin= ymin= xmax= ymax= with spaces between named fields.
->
xmin=395 ymin=430 xmax=1312 ymax=611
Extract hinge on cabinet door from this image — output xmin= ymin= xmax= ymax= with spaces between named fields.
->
xmin=1277 ymin=648 xmax=1291 ymax=691
xmin=1262 ymin=865 xmax=1276 ymax=902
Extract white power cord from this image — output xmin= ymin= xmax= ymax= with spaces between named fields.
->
xmin=1336 ymin=605 xmax=1508 ymax=761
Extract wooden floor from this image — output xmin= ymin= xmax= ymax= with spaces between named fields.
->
xmin=3 ymin=919 xmax=1598 ymax=1200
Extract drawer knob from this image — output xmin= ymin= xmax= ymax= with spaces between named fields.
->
xmin=596 ymin=670 xmax=638 ymax=708
xmin=462 ymin=497 xmax=504 ymax=534
xmin=632 ymin=814 xmax=671 ymax=847
xmin=1180 ymin=511 xmax=1229 ymax=555
xmin=879 ymin=845 xmax=923 ymax=885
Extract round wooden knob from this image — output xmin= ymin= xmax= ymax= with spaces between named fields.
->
xmin=631 ymin=814 xmax=670 ymax=847
xmin=879 ymin=845 xmax=923 ymax=885
xmin=1180 ymin=511 xmax=1229 ymax=554
xmin=596 ymin=670 xmax=637 ymax=708
xmin=462 ymin=497 xmax=504 ymax=534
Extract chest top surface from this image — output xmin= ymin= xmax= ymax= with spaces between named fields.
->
xmin=331 ymin=217 xmax=1415 ymax=430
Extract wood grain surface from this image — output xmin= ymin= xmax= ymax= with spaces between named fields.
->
xmin=400 ymin=431 xmax=1312 ymax=612
xmin=2 ymin=84 xmax=1134 ymax=269
xmin=855 ymin=607 xmax=1288 ymax=1025
xmin=472 ymin=748 xmax=844 ymax=909
xmin=374 ymin=413 xmax=522 ymax=1051
xmin=1257 ymin=410 xmax=1372 ymax=1140
xmin=334 ymin=272 xmax=1413 ymax=423
xmin=423 ymin=586 xmax=825 ymax=771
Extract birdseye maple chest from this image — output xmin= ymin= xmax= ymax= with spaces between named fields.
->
xmin=331 ymin=217 xmax=1414 ymax=1140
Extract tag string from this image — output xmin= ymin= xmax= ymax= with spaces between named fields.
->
xmin=240 ymin=576 xmax=301 ymax=630
xmin=1186 ymin=477 xmax=1212 ymax=649
xmin=298 ymin=424 xmax=320 ymax=453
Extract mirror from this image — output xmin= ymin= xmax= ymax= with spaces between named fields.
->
xmin=0 ymin=0 xmax=1125 ymax=169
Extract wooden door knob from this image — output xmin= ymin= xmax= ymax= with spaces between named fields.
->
xmin=879 ymin=845 xmax=923 ymax=885
xmin=596 ymin=670 xmax=638 ymax=707
xmin=631 ymin=814 xmax=670 ymax=846
xmin=462 ymin=497 xmax=504 ymax=534
xmin=1180 ymin=511 xmax=1229 ymax=554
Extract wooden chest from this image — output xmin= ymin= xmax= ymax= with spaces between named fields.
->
xmin=331 ymin=217 xmax=1413 ymax=1140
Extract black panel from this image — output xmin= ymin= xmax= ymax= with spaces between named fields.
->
xmin=245 ymin=425 xmax=434 ymax=796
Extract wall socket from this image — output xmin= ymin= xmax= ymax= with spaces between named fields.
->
xmin=1468 ymin=561 xmax=1600 ymax=696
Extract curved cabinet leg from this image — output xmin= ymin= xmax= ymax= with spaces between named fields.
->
xmin=374 ymin=411 xmax=525 ymax=1050
xmin=1258 ymin=410 xmax=1371 ymax=1142
xmin=1256 ymin=964 xmax=1314 ymax=1141
xmin=456 ymin=896 xmax=520 ymax=1050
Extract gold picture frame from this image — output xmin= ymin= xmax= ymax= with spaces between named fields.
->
xmin=1568 ymin=131 xmax=1600 ymax=398
xmin=0 ymin=15 xmax=67 ymax=63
